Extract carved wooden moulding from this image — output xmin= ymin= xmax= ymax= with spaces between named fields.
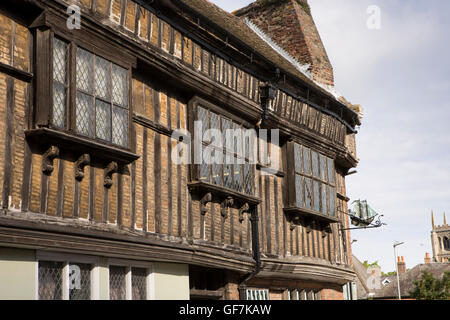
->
xmin=104 ymin=161 xmax=119 ymax=189
xmin=75 ymin=154 xmax=90 ymax=181
xmin=42 ymin=146 xmax=60 ymax=175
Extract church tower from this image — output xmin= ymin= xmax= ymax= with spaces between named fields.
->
xmin=431 ymin=211 xmax=450 ymax=262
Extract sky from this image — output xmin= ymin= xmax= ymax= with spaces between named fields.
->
xmin=210 ymin=0 xmax=450 ymax=272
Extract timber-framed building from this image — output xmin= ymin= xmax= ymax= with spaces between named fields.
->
xmin=0 ymin=0 xmax=362 ymax=300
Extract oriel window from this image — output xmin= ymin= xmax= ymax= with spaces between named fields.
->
xmin=50 ymin=36 xmax=130 ymax=148
xmin=194 ymin=103 xmax=255 ymax=196
xmin=289 ymin=142 xmax=336 ymax=217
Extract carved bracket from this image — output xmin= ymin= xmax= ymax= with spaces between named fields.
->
xmin=290 ymin=221 xmax=297 ymax=231
xmin=75 ymin=154 xmax=90 ymax=181
xmin=42 ymin=146 xmax=60 ymax=175
xmin=322 ymin=225 xmax=332 ymax=238
xmin=221 ymin=196 xmax=234 ymax=219
xmin=239 ymin=203 xmax=250 ymax=223
xmin=104 ymin=161 xmax=118 ymax=189
xmin=289 ymin=215 xmax=302 ymax=231
xmin=200 ymin=193 xmax=212 ymax=216
xmin=305 ymin=224 xmax=312 ymax=234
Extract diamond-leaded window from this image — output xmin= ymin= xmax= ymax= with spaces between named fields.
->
xmin=109 ymin=266 xmax=126 ymax=300
xmin=131 ymin=268 xmax=147 ymax=300
xmin=52 ymin=38 xmax=68 ymax=129
xmin=51 ymin=37 xmax=129 ymax=148
xmin=39 ymin=261 xmax=63 ymax=300
xmin=108 ymin=265 xmax=149 ymax=300
xmin=292 ymin=143 xmax=336 ymax=217
xmin=195 ymin=105 xmax=255 ymax=196
xmin=69 ymin=263 xmax=91 ymax=300
xmin=38 ymin=260 xmax=92 ymax=300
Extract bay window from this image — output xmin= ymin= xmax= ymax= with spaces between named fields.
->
xmin=51 ymin=37 xmax=129 ymax=147
xmin=285 ymin=141 xmax=338 ymax=224
xmin=28 ymin=17 xmax=138 ymax=165
xmin=189 ymin=97 xmax=259 ymax=205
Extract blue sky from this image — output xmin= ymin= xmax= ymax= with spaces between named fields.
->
xmin=210 ymin=0 xmax=450 ymax=272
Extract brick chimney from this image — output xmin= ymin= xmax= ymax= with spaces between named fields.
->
xmin=235 ymin=0 xmax=334 ymax=86
xmin=397 ymin=256 xmax=406 ymax=275
xmin=424 ymin=253 xmax=432 ymax=264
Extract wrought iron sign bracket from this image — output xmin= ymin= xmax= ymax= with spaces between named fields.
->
xmin=340 ymin=213 xmax=387 ymax=231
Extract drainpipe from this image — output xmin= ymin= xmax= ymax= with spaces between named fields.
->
xmin=238 ymin=83 xmax=276 ymax=299
xmin=239 ymin=207 xmax=262 ymax=299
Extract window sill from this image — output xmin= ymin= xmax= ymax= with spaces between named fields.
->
xmin=188 ymin=181 xmax=261 ymax=207
xmin=25 ymin=128 xmax=140 ymax=165
xmin=284 ymin=206 xmax=340 ymax=226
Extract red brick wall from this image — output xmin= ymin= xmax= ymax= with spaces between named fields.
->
xmin=236 ymin=0 xmax=334 ymax=86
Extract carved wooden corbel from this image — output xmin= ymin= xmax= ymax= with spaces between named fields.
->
xmin=104 ymin=161 xmax=118 ymax=188
xmin=75 ymin=154 xmax=90 ymax=181
xmin=290 ymin=221 xmax=297 ymax=231
xmin=322 ymin=225 xmax=332 ymax=238
xmin=290 ymin=215 xmax=301 ymax=231
xmin=304 ymin=220 xmax=313 ymax=234
xmin=42 ymin=146 xmax=60 ymax=175
xmin=239 ymin=203 xmax=250 ymax=223
xmin=220 ymin=196 xmax=234 ymax=219
xmin=200 ymin=193 xmax=212 ymax=216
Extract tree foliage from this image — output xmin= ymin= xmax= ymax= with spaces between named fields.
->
xmin=409 ymin=271 xmax=450 ymax=300
xmin=363 ymin=260 xmax=380 ymax=269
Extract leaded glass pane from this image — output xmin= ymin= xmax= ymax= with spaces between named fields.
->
xmin=76 ymin=92 xmax=95 ymax=137
xmin=95 ymin=56 xmax=111 ymax=100
xmin=96 ymin=99 xmax=111 ymax=141
xmin=243 ymin=131 xmax=255 ymax=163
xmin=329 ymin=186 xmax=336 ymax=216
xmin=327 ymin=158 xmax=335 ymax=184
xmin=223 ymin=153 xmax=233 ymax=189
xmin=303 ymin=147 xmax=311 ymax=175
xmin=198 ymin=106 xmax=209 ymax=142
xmin=210 ymin=112 xmax=220 ymax=147
xmin=294 ymin=143 xmax=302 ymax=173
xmin=233 ymin=123 xmax=243 ymax=157
xmin=53 ymin=83 xmax=66 ymax=128
xmin=53 ymin=38 xmax=67 ymax=84
xmin=313 ymin=180 xmax=320 ymax=212
xmin=311 ymin=151 xmax=319 ymax=178
xmin=200 ymin=148 xmax=210 ymax=182
xmin=112 ymin=64 xmax=128 ymax=107
xmin=326 ymin=185 xmax=331 ymax=215
xmin=112 ymin=105 xmax=128 ymax=147
xmin=304 ymin=178 xmax=313 ymax=210
xmin=295 ymin=174 xmax=303 ymax=208
xmin=234 ymin=163 xmax=243 ymax=192
xmin=69 ymin=263 xmax=91 ymax=300
xmin=212 ymin=149 xmax=222 ymax=186
xmin=76 ymin=48 xmax=93 ymax=93
xmin=321 ymin=183 xmax=328 ymax=214
xmin=109 ymin=266 xmax=126 ymax=300
xmin=320 ymin=154 xmax=327 ymax=181
xmin=221 ymin=118 xmax=231 ymax=151
xmin=244 ymin=162 xmax=253 ymax=195
xmin=132 ymin=268 xmax=147 ymax=300
xmin=39 ymin=261 xmax=63 ymax=300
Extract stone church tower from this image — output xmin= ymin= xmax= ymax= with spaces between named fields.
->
xmin=431 ymin=211 xmax=450 ymax=262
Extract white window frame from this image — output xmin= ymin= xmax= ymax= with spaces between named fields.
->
xmin=107 ymin=258 xmax=153 ymax=300
xmin=246 ymin=289 xmax=269 ymax=300
xmin=36 ymin=251 xmax=100 ymax=300
xmin=343 ymin=282 xmax=357 ymax=300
